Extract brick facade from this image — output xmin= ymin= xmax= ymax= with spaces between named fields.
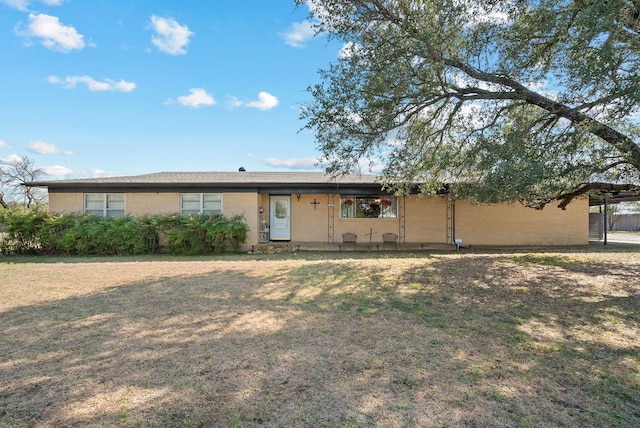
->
xmin=49 ymin=191 xmax=588 ymax=247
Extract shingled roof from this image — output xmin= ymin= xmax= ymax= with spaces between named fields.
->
xmin=26 ymin=171 xmax=386 ymax=194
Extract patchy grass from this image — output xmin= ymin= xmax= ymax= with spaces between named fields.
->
xmin=1 ymin=250 xmax=639 ymax=427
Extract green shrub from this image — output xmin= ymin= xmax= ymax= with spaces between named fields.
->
xmin=39 ymin=213 xmax=80 ymax=255
xmin=0 ymin=211 xmax=248 ymax=256
xmin=0 ymin=208 xmax=49 ymax=255
xmin=155 ymin=213 xmax=248 ymax=255
xmin=228 ymin=215 xmax=250 ymax=253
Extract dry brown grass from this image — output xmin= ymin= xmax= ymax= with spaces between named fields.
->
xmin=1 ymin=250 xmax=639 ymax=427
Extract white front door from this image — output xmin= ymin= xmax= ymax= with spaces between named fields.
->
xmin=270 ymin=196 xmax=291 ymax=240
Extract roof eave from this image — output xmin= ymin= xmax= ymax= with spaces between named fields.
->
xmin=38 ymin=181 xmax=388 ymax=194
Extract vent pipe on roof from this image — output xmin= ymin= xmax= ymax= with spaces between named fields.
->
xmin=238 ymin=167 xmax=246 ymax=172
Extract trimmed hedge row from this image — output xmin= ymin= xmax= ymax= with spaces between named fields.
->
xmin=0 ymin=209 xmax=249 ymax=256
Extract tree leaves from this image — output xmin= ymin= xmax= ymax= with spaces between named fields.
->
xmin=300 ymin=0 xmax=640 ymax=208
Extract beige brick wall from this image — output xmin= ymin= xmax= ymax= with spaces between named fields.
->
xmin=49 ymin=192 xmax=84 ymax=214
xmin=126 ymin=193 xmax=180 ymax=215
xmin=291 ymin=193 xmax=587 ymax=246
xmin=48 ymin=191 xmax=589 ymax=246
xmin=403 ymin=195 xmax=448 ymax=243
xmin=223 ymin=192 xmax=259 ymax=246
xmin=454 ymin=199 xmax=588 ymax=246
xmin=291 ymin=194 xmax=334 ymax=241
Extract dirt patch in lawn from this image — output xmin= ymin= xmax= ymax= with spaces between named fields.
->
xmin=1 ymin=251 xmax=639 ymax=427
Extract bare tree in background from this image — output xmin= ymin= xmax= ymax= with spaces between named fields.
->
xmin=0 ymin=156 xmax=47 ymax=209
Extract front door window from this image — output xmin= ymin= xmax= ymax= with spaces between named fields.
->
xmin=270 ymin=196 xmax=291 ymax=240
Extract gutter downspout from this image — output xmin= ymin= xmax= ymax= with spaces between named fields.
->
xmin=451 ymin=198 xmax=456 ymax=246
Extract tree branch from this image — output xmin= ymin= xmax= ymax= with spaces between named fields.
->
xmin=443 ymin=58 xmax=640 ymax=167
xmin=556 ymin=182 xmax=638 ymax=209
xmin=0 ymin=193 xmax=8 ymax=209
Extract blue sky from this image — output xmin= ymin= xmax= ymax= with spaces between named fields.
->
xmin=0 ymin=0 xmax=340 ymax=179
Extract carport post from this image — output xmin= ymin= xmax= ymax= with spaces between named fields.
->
xmin=604 ymin=198 xmax=608 ymax=246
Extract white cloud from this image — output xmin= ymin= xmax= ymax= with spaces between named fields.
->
xmin=84 ymin=168 xmax=118 ymax=178
xmin=280 ymin=20 xmax=315 ymax=48
xmin=246 ymin=92 xmax=279 ymax=111
xmin=1 ymin=0 xmax=62 ymax=11
xmin=225 ymin=92 xmax=279 ymax=110
xmin=41 ymin=166 xmax=118 ymax=179
xmin=1 ymin=0 xmax=29 ymax=10
xmin=16 ymin=13 xmax=85 ymax=52
xmin=225 ymin=96 xmax=244 ymax=109
xmin=28 ymin=140 xmax=58 ymax=154
xmin=27 ymin=140 xmax=73 ymax=155
xmin=150 ymin=15 xmax=193 ymax=55
xmin=262 ymin=157 xmax=319 ymax=170
xmin=48 ymin=75 xmax=136 ymax=92
xmin=0 ymin=154 xmax=23 ymax=164
xmin=0 ymin=139 xmax=9 ymax=149
xmin=169 ymin=88 xmax=215 ymax=108
xmin=42 ymin=165 xmax=73 ymax=177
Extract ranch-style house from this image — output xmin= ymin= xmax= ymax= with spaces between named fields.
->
xmin=27 ymin=171 xmax=589 ymax=249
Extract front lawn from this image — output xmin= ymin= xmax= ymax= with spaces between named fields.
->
xmin=1 ymin=250 xmax=638 ymax=427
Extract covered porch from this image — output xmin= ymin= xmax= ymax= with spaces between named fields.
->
xmin=254 ymin=240 xmax=456 ymax=253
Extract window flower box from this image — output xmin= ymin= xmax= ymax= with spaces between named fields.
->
xmin=375 ymin=198 xmax=393 ymax=206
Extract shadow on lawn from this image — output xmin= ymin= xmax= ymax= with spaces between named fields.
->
xmin=1 ymin=255 xmax=639 ymax=427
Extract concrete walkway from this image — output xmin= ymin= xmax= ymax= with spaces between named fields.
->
xmin=590 ymin=231 xmax=640 ymax=247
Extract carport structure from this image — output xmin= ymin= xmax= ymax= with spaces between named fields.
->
xmin=589 ymin=189 xmax=640 ymax=245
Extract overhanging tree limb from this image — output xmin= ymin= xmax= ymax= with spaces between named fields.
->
xmin=299 ymin=0 xmax=640 ymax=207
xmin=557 ymin=182 xmax=638 ymax=209
xmin=445 ymin=58 xmax=640 ymax=167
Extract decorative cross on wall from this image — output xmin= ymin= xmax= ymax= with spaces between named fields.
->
xmin=310 ymin=198 xmax=320 ymax=210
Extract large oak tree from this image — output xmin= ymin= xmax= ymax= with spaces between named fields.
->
xmin=299 ymin=0 xmax=640 ymax=208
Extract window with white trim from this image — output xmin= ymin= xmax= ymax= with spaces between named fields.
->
xmin=84 ymin=193 xmax=125 ymax=217
xmin=340 ymin=195 xmax=397 ymax=218
xmin=181 ymin=193 xmax=222 ymax=215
